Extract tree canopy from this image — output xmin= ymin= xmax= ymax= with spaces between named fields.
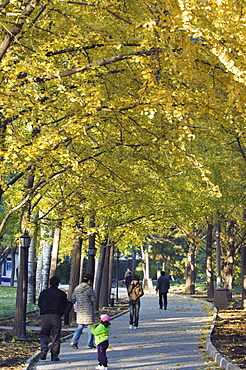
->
xmin=0 ymin=0 xmax=246 ymax=255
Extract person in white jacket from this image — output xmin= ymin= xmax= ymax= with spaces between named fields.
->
xmin=70 ymin=274 xmax=97 ymax=349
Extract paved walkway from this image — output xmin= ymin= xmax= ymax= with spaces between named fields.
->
xmin=30 ymin=292 xmax=221 ymax=370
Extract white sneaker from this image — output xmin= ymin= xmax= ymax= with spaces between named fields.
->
xmin=133 ymin=326 xmax=137 ymax=329
xmin=95 ymin=366 xmax=103 ymax=370
xmin=129 ymin=325 xmax=133 ymax=329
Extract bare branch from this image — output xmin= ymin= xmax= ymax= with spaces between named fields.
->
xmin=0 ymin=194 xmax=31 ymax=234
xmin=0 ymin=0 xmax=40 ymax=61
xmin=57 ymin=49 xmax=162 ymax=78
xmin=67 ymin=1 xmax=95 ymax=6
xmin=0 ymin=0 xmax=10 ymax=9
xmin=106 ymin=9 xmax=135 ymax=25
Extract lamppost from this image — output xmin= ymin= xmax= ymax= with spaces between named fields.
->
xmin=86 ymin=215 xmax=96 ymax=283
xmin=20 ymin=231 xmax=31 ymax=339
xmin=86 ymin=243 xmax=97 ymax=284
xmin=115 ymin=249 xmax=120 ymax=303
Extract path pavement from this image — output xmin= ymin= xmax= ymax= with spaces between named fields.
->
xmin=30 ymin=292 xmax=221 ymax=370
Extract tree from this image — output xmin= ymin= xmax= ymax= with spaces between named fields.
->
xmin=1 ymin=0 xmax=246 ymax=309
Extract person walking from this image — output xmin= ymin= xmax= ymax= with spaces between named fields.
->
xmin=38 ymin=276 xmax=71 ymax=361
xmin=90 ymin=314 xmax=111 ymax=370
xmin=70 ymin=274 xmax=97 ymax=349
xmin=124 ymin=268 xmax=132 ymax=279
xmin=128 ymin=275 xmax=144 ymax=329
xmin=156 ymin=271 xmax=170 ymax=310
xmin=125 ymin=271 xmax=132 ymax=296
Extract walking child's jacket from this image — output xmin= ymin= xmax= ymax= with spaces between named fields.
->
xmin=90 ymin=323 xmax=110 ymax=345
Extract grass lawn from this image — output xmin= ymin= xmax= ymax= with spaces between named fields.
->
xmin=0 ymin=286 xmax=38 ymax=320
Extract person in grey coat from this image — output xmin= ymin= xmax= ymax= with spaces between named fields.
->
xmin=156 ymin=271 xmax=170 ymax=310
xmin=70 ymin=274 xmax=97 ymax=349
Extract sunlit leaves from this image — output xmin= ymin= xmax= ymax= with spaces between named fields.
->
xmin=0 ymin=0 xmax=246 ymax=252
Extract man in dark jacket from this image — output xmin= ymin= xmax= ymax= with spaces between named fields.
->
xmin=38 ymin=276 xmax=70 ymax=361
xmin=156 ymin=271 xmax=170 ymax=310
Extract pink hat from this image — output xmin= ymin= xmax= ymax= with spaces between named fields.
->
xmin=100 ymin=314 xmax=110 ymax=322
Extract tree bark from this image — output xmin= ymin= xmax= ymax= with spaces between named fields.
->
xmin=50 ymin=221 xmax=62 ymax=278
xmin=13 ymin=245 xmax=24 ymax=336
xmin=225 ymin=220 xmax=236 ymax=300
xmin=108 ymin=242 xmax=114 ymax=304
xmin=241 ymin=244 xmax=246 ymax=309
xmin=216 ymin=219 xmax=222 ymax=288
xmin=241 ymin=210 xmax=246 ymax=309
xmin=27 ymin=238 xmax=37 ymax=304
xmin=206 ymin=222 xmax=214 ymax=298
xmin=99 ymin=244 xmax=110 ymax=308
xmin=185 ymin=240 xmax=196 ymax=294
xmin=36 ymin=247 xmax=43 ymax=292
xmin=94 ymin=243 xmax=106 ymax=310
xmin=86 ymin=214 xmax=96 ymax=280
xmin=13 ymin=173 xmax=34 ymax=336
xmin=40 ymin=228 xmax=53 ymax=291
xmin=67 ymin=221 xmax=83 ymax=300
xmin=68 ymin=223 xmax=83 ymax=323
xmin=27 ymin=212 xmax=38 ymax=304
xmin=10 ymin=247 xmax=17 ymax=287
xmin=68 ymin=236 xmax=82 ymax=300
xmin=79 ymin=252 xmax=85 ymax=284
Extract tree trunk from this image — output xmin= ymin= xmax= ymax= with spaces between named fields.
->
xmin=27 ymin=213 xmax=38 ymax=304
xmin=241 ymin=210 xmax=246 ymax=309
xmin=140 ymin=245 xmax=146 ymax=280
xmin=131 ymin=249 xmax=136 ymax=273
xmin=13 ymin=245 xmax=24 ymax=336
xmin=99 ymin=244 xmax=110 ymax=308
xmin=216 ymin=219 xmax=222 ymax=288
xmin=86 ymin=214 xmax=96 ymax=280
xmin=108 ymin=242 xmax=114 ymax=304
xmin=79 ymin=252 xmax=85 ymax=284
xmin=241 ymin=245 xmax=246 ymax=309
xmin=68 ymin=234 xmax=82 ymax=300
xmin=27 ymin=238 xmax=37 ymax=304
xmin=50 ymin=220 xmax=62 ymax=278
xmin=225 ymin=220 xmax=236 ymax=300
xmin=206 ymin=222 xmax=214 ymax=298
xmin=40 ymin=228 xmax=53 ymax=291
xmin=10 ymin=247 xmax=17 ymax=286
xmin=13 ymin=173 xmax=34 ymax=336
xmin=94 ymin=243 xmax=106 ymax=310
xmin=67 ymin=221 xmax=83 ymax=323
xmin=36 ymin=248 xmax=44 ymax=292
xmin=185 ymin=240 xmax=196 ymax=294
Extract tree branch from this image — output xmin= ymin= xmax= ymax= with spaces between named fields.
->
xmin=0 ymin=194 xmax=31 ymax=234
xmin=0 ymin=0 xmax=40 ymax=61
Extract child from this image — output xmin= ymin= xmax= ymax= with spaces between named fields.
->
xmin=90 ymin=314 xmax=111 ymax=370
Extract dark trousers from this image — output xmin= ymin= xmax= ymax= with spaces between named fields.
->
xmin=40 ymin=314 xmax=62 ymax=358
xmin=97 ymin=340 xmax=109 ymax=367
xmin=159 ymin=292 xmax=168 ymax=309
xmin=129 ymin=300 xmax=140 ymax=327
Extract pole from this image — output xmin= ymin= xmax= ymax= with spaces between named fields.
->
xmin=116 ymin=252 xmax=119 ymax=303
xmin=20 ymin=245 xmax=29 ymax=339
xmin=86 ymin=215 xmax=96 ymax=282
